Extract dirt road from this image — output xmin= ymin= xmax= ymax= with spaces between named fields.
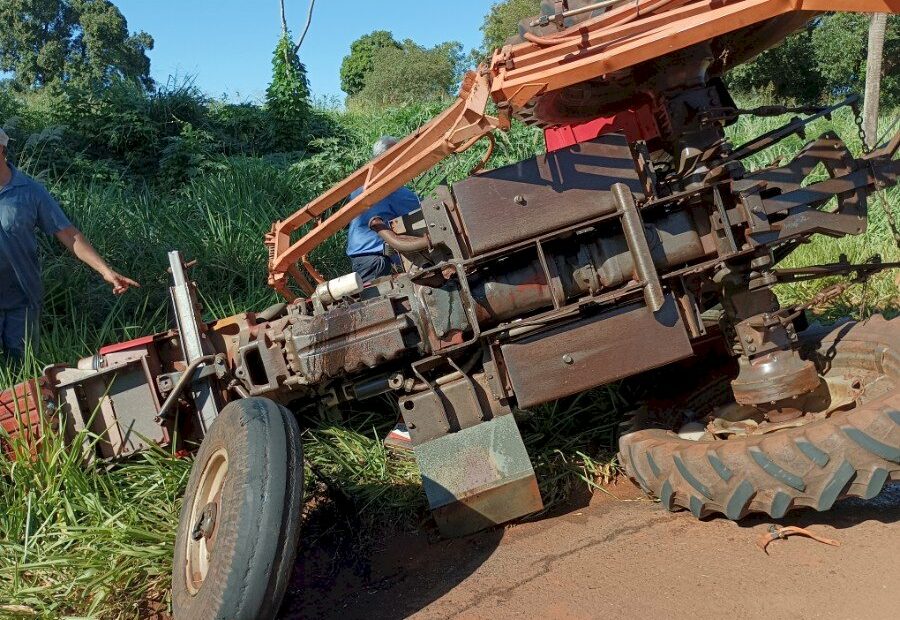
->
xmin=285 ymin=482 xmax=899 ymax=620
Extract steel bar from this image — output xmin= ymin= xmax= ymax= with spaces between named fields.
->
xmin=612 ymin=183 xmax=666 ymax=312
xmin=529 ymin=0 xmax=624 ymax=28
xmin=168 ymin=251 xmax=218 ymax=432
xmin=157 ymin=355 xmax=216 ymax=421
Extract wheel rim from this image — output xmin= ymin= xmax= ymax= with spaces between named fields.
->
xmin=185 ymin=447 xmax=229 ymax=595
xmin=628 ymin=331 xmax=898 ymax=442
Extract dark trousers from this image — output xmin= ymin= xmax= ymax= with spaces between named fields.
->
xmin=350 ymin=254 xmax=393 ymax=284
xmin=0 ymin=305 xmax=40 ymax=365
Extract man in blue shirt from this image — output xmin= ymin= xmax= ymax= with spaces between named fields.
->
xmin=346 ymin=137 xmax=421 ymax=284
xmin=0 ymin=128 xmax=138 ymax=364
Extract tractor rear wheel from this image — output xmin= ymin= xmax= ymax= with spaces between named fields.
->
xmin=619 ymin=316 xmax=900 ymax=520
xmin=172 ymin=397 xmax=304 ymax=620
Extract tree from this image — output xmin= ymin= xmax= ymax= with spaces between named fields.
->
xmin=266 ymin=33 xmax=311 ymax=151
xmin=0 ymin=0 xmax=154 ymax=91
xmin=479 ymin=0 xmax=540 ymax=58
xmin=267 ymin=0 xmax=315 ymax=150
xmin=725 ymin=14 xmax=899 ymax=107
xmin=812 ymin=13 xmax=899 ymax=107
xmin=339 ymin=31 xmax=401 ymax=97
xmin=863 ymin=14 xmax=888 ymax=148
xmin=725 ymin=25 xmax=825 ymax=103
xmin=355 ymin=40 xmax=465 ymax=107
xmin=279 ymin=0 xmax=316 ymax=53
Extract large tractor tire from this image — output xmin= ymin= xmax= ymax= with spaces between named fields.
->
xmin=172 ymin=397 xmax=304 ymax=620
xmin=619 ymin=316 xmax=900 ymax=520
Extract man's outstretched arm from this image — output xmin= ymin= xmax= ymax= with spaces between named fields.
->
xmin=54 ymin=226 xmax=139 ymax=295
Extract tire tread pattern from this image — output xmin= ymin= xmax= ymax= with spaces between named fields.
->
xmin=618 ymin=319 xmax=900 ymax=521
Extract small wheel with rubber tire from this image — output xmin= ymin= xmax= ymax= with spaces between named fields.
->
xmin=172 ymin=397 xmax=304 ymax=620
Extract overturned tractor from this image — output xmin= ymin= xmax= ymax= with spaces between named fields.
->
xmin=2 ymin=2 xmax=900 ymax=619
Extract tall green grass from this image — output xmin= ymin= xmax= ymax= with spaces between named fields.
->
xmin=0 ymin=104 xmax=897 ymax=618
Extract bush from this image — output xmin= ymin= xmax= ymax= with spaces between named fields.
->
xmin=339 ymin=31 xmax=401 ymax=97
xmin=354 ymin=41 xmax=465 ymax=107
xmin=726 ymin=14 xmax=900 ymax=107
xmin=266 ymin=33 xmax=312 ymax=152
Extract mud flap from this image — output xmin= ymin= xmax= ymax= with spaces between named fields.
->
xmin=413 ymin=413 xmax=543 ymax=537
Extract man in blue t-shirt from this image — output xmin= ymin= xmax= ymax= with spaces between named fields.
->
xmin=0 ymin=128 xmax=138 ymax=364
xmin=346 ymin=137 xmax=421 ymax=284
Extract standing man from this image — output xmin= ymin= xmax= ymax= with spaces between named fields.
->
xmin=346 ymin=136 xmax=421 ymax=284
xmin=0 ymin=128 xmax=138 ymax=363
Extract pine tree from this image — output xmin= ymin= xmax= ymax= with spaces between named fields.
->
xmin=266 ymin=33 xmax=311 ymax=151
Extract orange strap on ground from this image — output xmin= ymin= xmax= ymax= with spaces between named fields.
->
xmin=756 ymin=525 xmax=842 ymax=553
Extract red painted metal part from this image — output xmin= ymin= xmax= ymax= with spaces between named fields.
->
xmin=0 ymin=378 xmax=53 ymax=457
xmin=543 ymin=104 xmax=661 ymax=152
xmin=99 ymin=334 xmax=156 ymax=356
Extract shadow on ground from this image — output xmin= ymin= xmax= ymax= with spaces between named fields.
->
xmin=278 ymin=494 xmax=504 ymax=620
xmin=278 ymin=480 xmax=898 ymax=619
xmin=737 ymin=482 xmax=900 ymax=530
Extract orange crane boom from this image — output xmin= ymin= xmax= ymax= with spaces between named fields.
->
xmin=266 ymin=0 xmax=899 ymax=299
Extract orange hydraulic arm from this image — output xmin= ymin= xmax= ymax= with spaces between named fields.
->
xmin=265 ymin=72 xmax=500 ymax=298
xmin=266 ymin=0 xmax=899 ymax=298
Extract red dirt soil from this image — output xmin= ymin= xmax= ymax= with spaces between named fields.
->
xmin=283 ymin=482 xmax=900 ymax=619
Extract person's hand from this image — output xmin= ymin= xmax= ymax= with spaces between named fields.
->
xmin=103 ymin=270 xmax=140 ymax=295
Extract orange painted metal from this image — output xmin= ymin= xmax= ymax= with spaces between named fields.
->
xmin=266 ymin=0 xmax=900 ymax=298
xmin=266 ymin=72 xmax=500 ymax=298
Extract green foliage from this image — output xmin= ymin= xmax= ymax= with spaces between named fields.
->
xmin=727 ymin=14 xmax=900 ymax=106
xmin=266 ymin=33 xmax=312 ymax=151
xmin=1 ymin=46 xmax=898 ymax=618
xmin=339 ymin=30 xmax=401 ymax=97
xmin=354 ymin=40 xmax=466 ymax=107
xmin=0 ymin=0 xmax=154 ymax=91
xmin=479 ymin=0 xmax=540 ymax=57
xmin=726 ymin=24 xmax=825 ymax=103
xmin=160 ymin=122 xmax=226 ymax=184
xmin=0 ymin=88 xmax=23 ymax=123
xmin=812 ymin=13 xmax=900 ymax=105
xmin=0 ymin=419 xmax=191 ymax=618
xmin=0 ymin=75 xmax=337 ymax=181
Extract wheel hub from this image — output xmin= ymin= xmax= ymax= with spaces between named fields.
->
xmin=192 ymin=502 xmax=219 ymax=543
xmin=184 ymin=448 xmax=229 ymax=595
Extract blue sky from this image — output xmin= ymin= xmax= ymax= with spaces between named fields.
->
xmin=116 ymin=0 xmax=490 ymax=104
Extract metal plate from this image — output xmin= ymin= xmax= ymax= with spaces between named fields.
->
xmin=452 ymin=134 xmax=643 ymax=255
xmin=57 ymin=360 xmax=164 ymax=461
xmin=414 ymin=414 xmax=543 ymax=537
xmin=502 ymin=295 xmax=694 ymax=409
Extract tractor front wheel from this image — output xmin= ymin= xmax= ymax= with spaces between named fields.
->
xmin=172 ymin=397 xmax=304 ymax=620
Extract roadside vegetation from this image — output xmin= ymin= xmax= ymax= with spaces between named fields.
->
xmin=0 ymin=1 xmax=898 ymax=618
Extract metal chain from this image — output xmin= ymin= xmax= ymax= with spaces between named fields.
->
xmin=851 ymin=100 xmax=872 ymax=155
xmin=851 ymin=96 xmax=900 ymax=250
xmin=875 ymin=190 xmax=900 ymax=251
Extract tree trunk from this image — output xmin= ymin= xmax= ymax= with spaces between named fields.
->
xmin=294 ymin=0 xmax=316 ymax=53
xmin=280 ymin=0 xmax=289 ymax=35
xmin=863 ymin=13 xmax=887 ymax=150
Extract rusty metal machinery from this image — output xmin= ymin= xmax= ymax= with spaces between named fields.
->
xmin=4 ymin=0 xmax=899 ymax=531
xmin=0 ymin=0 xmax=895 ymax=527
xmin=2 ymin=3 xmax=900 ymax=618
xmin=250 ymin=0 xmax=900 ymax=531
